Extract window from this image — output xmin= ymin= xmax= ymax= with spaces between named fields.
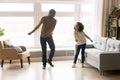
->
xmin=0 ymin=3 xmax=34 ymax=47
xmin=0 ymin=3 xmax=33 ymax=12
xmin=81 ymin=4 xmax=95 ymax=13
xmin=0 ymin=0 xmax=103 ymax=48
xmin=0 ymin=17 xmax=34 ymax=46
xmin=41 ymin=3 xmax=75 ymax=48
xmin=41 ymin=4 xmax=74 ymax=12
xmin=80 ymin=0 xmax=98 ymax=43
xmin=53 ymin=17 xmax=75 ymax=48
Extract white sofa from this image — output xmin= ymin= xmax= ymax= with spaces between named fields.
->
xmin=78 ymin=36 xmax=120 ymax=74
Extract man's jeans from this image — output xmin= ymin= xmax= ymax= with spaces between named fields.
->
xmin=40 ymin=36 xmax=55 ymax=66
xmin=73 ymin=43 xmax=86 ymax=64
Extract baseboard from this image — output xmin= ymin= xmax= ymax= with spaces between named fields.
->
xmin=1 ymin=56 xmax=74 ymax=64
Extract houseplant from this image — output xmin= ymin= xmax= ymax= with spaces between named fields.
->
xmin=0 ymin=27 xmax=5 ymax=37
xmin=106 ymin=7 xmax=120 ymax=38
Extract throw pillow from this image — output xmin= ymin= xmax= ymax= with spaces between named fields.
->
xmin=3 ymin=40 xmax=23 ymax=53
xmin=11 ymin=46 xmax=23 ymax=53
xmin=3 ymin=40 xmax=13 ymax=48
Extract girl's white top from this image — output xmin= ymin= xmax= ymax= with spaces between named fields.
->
xmin=74 ymin=31 xmax=86 ymax=45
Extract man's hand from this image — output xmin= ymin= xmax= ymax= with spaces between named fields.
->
xmin=28 ymin=32 xmax=32 ymax=35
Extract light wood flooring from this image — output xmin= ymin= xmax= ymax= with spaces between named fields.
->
xmin=0 ymin=60 xmax=120 ymax=80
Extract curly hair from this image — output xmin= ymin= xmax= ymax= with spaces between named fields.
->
xmin=48 ymin=9 xmax=56 ymax=17
xmin=77 ymin=22 xmax=84 ymax=32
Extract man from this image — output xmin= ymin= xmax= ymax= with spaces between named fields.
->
xmin=28 ymin=9 xmax=57 ymax=69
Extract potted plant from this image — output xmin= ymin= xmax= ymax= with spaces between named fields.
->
xmin=0 ymin=27 xmax=5 ymax=37
xmin=106 ymin=7 xmax=120 ymax=38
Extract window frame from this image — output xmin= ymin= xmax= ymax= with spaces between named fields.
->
xmin=0 ymin=0 xmax=103 ymax=48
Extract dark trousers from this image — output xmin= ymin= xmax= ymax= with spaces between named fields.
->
xmin=73 ymin=43 xmax=86 ymax=64
xmin=40 ymin=36 xmax=55 ymax=66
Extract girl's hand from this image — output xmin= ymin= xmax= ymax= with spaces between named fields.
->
xmin=76 ymin=39 xmax=78 ymax=42
xmin=90 ymin=40 xmax=93 ymax=42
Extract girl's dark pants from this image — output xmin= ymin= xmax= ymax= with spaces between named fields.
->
xmin=73 ymin=43 xmax=86 ymax=64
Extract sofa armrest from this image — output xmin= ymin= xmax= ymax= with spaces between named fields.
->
xmin=18 ymin=51 xmax=30 ymax=58
xmin=19 ymin=46 xmax=26 ymax=51
xmin=100 ymin=52 xmax=120 ymax=70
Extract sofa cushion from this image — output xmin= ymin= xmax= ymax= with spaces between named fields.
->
xmin=93 ymin=36 xmax=107 ymax=51
xmin=105 ymin=38 xmax=120 ymax=52
xmin=18 ymin=51 xmax=30 ymax=58
xmin=85 ymin=48 xmax=104 ymax=58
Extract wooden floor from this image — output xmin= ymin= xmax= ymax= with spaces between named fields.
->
xmin=0 ymin=60 xmax=120 ymax=80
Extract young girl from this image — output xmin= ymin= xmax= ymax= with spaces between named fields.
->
xmin=72 ymin=22 xmax=93 ymax=68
